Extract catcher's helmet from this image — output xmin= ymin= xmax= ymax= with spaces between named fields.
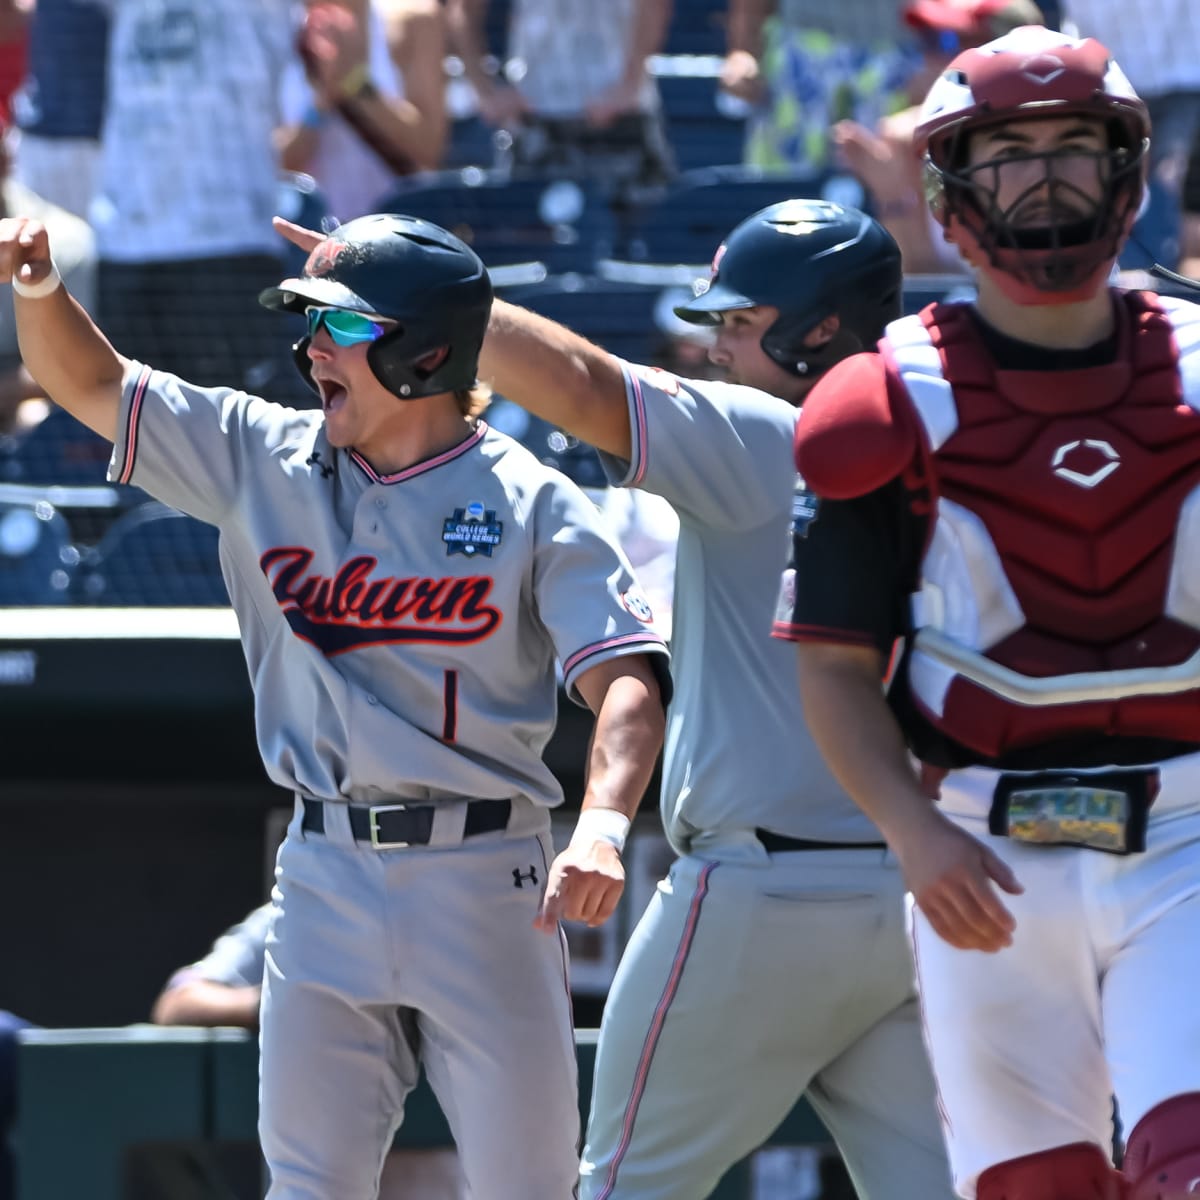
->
xmin=914 ymin=25 xmax=1149 ymax=304
xmin=259 ymin=214 xmax=494 ymax=401
xmin=673 ymin=200 xmax=902 ymax=381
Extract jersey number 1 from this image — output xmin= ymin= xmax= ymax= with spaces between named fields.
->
xmin=442 ymin=670 xmax=458 ymax=743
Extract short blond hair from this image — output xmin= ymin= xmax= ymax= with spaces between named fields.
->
xmin=457 ymin=384 xmax=492 ymax=420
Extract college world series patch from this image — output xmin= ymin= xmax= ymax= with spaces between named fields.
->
xmin=791 ymin=476 xmax=821 ymax=539
xmin=443 ymin=503 xmax=504 ymax=557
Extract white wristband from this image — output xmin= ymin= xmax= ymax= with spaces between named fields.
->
xmin=571 ymin=807 xmax=631 ymax=853
xmin=12 ymin=263 xmax=62 ymax=299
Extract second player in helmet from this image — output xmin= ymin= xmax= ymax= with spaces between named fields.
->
xmin=673 ymin=198 xmax=903 ymax=393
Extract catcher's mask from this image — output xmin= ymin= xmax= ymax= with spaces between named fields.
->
xmin=259 ymin=213 xmax=494 ymax=401
xmin=914 ymin=25 xmax=1149 ymax=305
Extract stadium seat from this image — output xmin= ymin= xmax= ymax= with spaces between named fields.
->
xmin=662 ymin=0 xmax=726 ymax=55
xmin=378 ymin=169 xmax=616 ymax=273
xmin=74 ymin=501 xmax=228 ymax=606
xmin=657 ymin=73 xmax=748 ymax=171
xmin=0 ymin=497 xmax=79 ymax=605
xmin=616 ymin=165 xmax=872 ymax=265
xmin=444 ymin=114 xmax=501 ymax=170
xmin=486 ymin=397 xmax=609 ymax=491
xmin=497 ymin=272 xmax=667 ymax=363
xmin=5 ymin=407 xmax=116 ymax=486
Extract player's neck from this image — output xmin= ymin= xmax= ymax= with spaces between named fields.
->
xmin=352 ymin=397 xmax=475 ymax=476
xmin=973 ymin=278 xmax=1115 ymax=351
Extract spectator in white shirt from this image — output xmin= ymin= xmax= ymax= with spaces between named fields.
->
xmin=446 ymin=0 xmax=675 ymax=199
xmin=278 ymin=0 xmax=448 ymax=222
xmin=90 ymin=0 xmax=308 ymax=403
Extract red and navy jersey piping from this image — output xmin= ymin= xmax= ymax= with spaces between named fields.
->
xmin=117 ymin=363 xmax=155 ymax=485
xmin=349 ymin=421 xmax=488 ymax=485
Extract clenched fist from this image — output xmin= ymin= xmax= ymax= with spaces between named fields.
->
xmin=0 ymin=216 xmax=55 ymax=291
xmin=534 ymin=837 xmax=626 ymax=932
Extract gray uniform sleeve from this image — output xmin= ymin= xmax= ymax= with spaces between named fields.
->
xmin=108 ymin=362 xmax=317 ymax=524
xmin=164 ymin=903 xmax=273 ymax=991
xmin=595 ymin=363 xmax=799 ymax=530
xmin=529 ymin=475 xmax=671 ymax=706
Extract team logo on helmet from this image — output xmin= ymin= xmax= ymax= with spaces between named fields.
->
xmin=1020 ymin=54 xmax=1067 ymax=85
xmin=304 ymin=239 xmax=349 ymax=278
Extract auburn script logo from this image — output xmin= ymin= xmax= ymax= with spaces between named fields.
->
xmin=261 ymin=548 xmax=502 ymax=655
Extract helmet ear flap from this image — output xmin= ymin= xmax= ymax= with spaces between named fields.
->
xmin=292 ymin=335 xmax=317 ymax=395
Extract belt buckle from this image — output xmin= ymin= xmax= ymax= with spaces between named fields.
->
xmin=368 ymin=804 xmax=410 ymax=849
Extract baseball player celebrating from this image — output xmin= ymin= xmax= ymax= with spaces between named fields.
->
xmin=278 ymin=201 xmax=956 ymax=1197
xmin=1 ymin=211 xmax=671 ymax=1200
xmin=780 ymin=25 xmax=1200 ymax=1200
xmin=503 ymin=204 xmax=954 ymax=1200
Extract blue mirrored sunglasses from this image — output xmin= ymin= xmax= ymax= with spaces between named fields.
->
xmin=305 ymin=305 xmax=390 ymax=347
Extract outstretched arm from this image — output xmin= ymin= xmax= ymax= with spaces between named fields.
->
xmin=272 ymin=216 xmax=634 ymax=457
xmin=0 ymin=216 xmax=126 ymax=441
xmin=482 ymin=299 xmax=633 ymax=459
xmin=534 ymin=654 xmax=666 ymax=931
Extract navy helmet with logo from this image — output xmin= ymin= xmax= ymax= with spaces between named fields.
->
xmin=673 ymin=199 xmax=903 ymax=381
xmin=260 ymin=213 xmax=494 ymax=401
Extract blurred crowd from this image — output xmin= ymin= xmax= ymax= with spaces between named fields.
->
xmin=0 ymin=0 xmax=1195 ymax=619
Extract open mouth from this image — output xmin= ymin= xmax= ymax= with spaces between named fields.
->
xmin=315 ymin=377 xmax=349 ymax=415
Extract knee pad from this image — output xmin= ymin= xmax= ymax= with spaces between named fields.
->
xmin=976 ymin=1142 xmax=1126 ymax=1200
xmin=1124 ymin=1093 xmax=1200 ymax=1200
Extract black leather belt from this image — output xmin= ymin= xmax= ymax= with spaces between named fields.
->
xmin=755 ymin=828 xmax=888 ymax=853
xmin=302 ymin=798 xmax=512 ymax=848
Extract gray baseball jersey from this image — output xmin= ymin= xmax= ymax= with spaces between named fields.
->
xmin=110 ymin=362 xmax=668 ymax=812
xmin=108 ymin=361 xmax=669 ymax=1200
xmin=596 ymin=363 xmax=879 ymax=852
xmin=581 ymin=363 xmax=953 ymax=1200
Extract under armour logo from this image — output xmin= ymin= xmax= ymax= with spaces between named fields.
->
xmin=1052 ymin=438 xmax=1120 ymax=488
xmin=306 ymin=451 xmax=334 ymax=479
xmin=512 ymin=866 xmax=539 ymax=888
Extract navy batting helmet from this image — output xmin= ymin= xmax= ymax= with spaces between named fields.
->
xmin=674 ymin=200 xmax=902 ymax=381
xmin=259 ymin=213 xmax=494 ymax=401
